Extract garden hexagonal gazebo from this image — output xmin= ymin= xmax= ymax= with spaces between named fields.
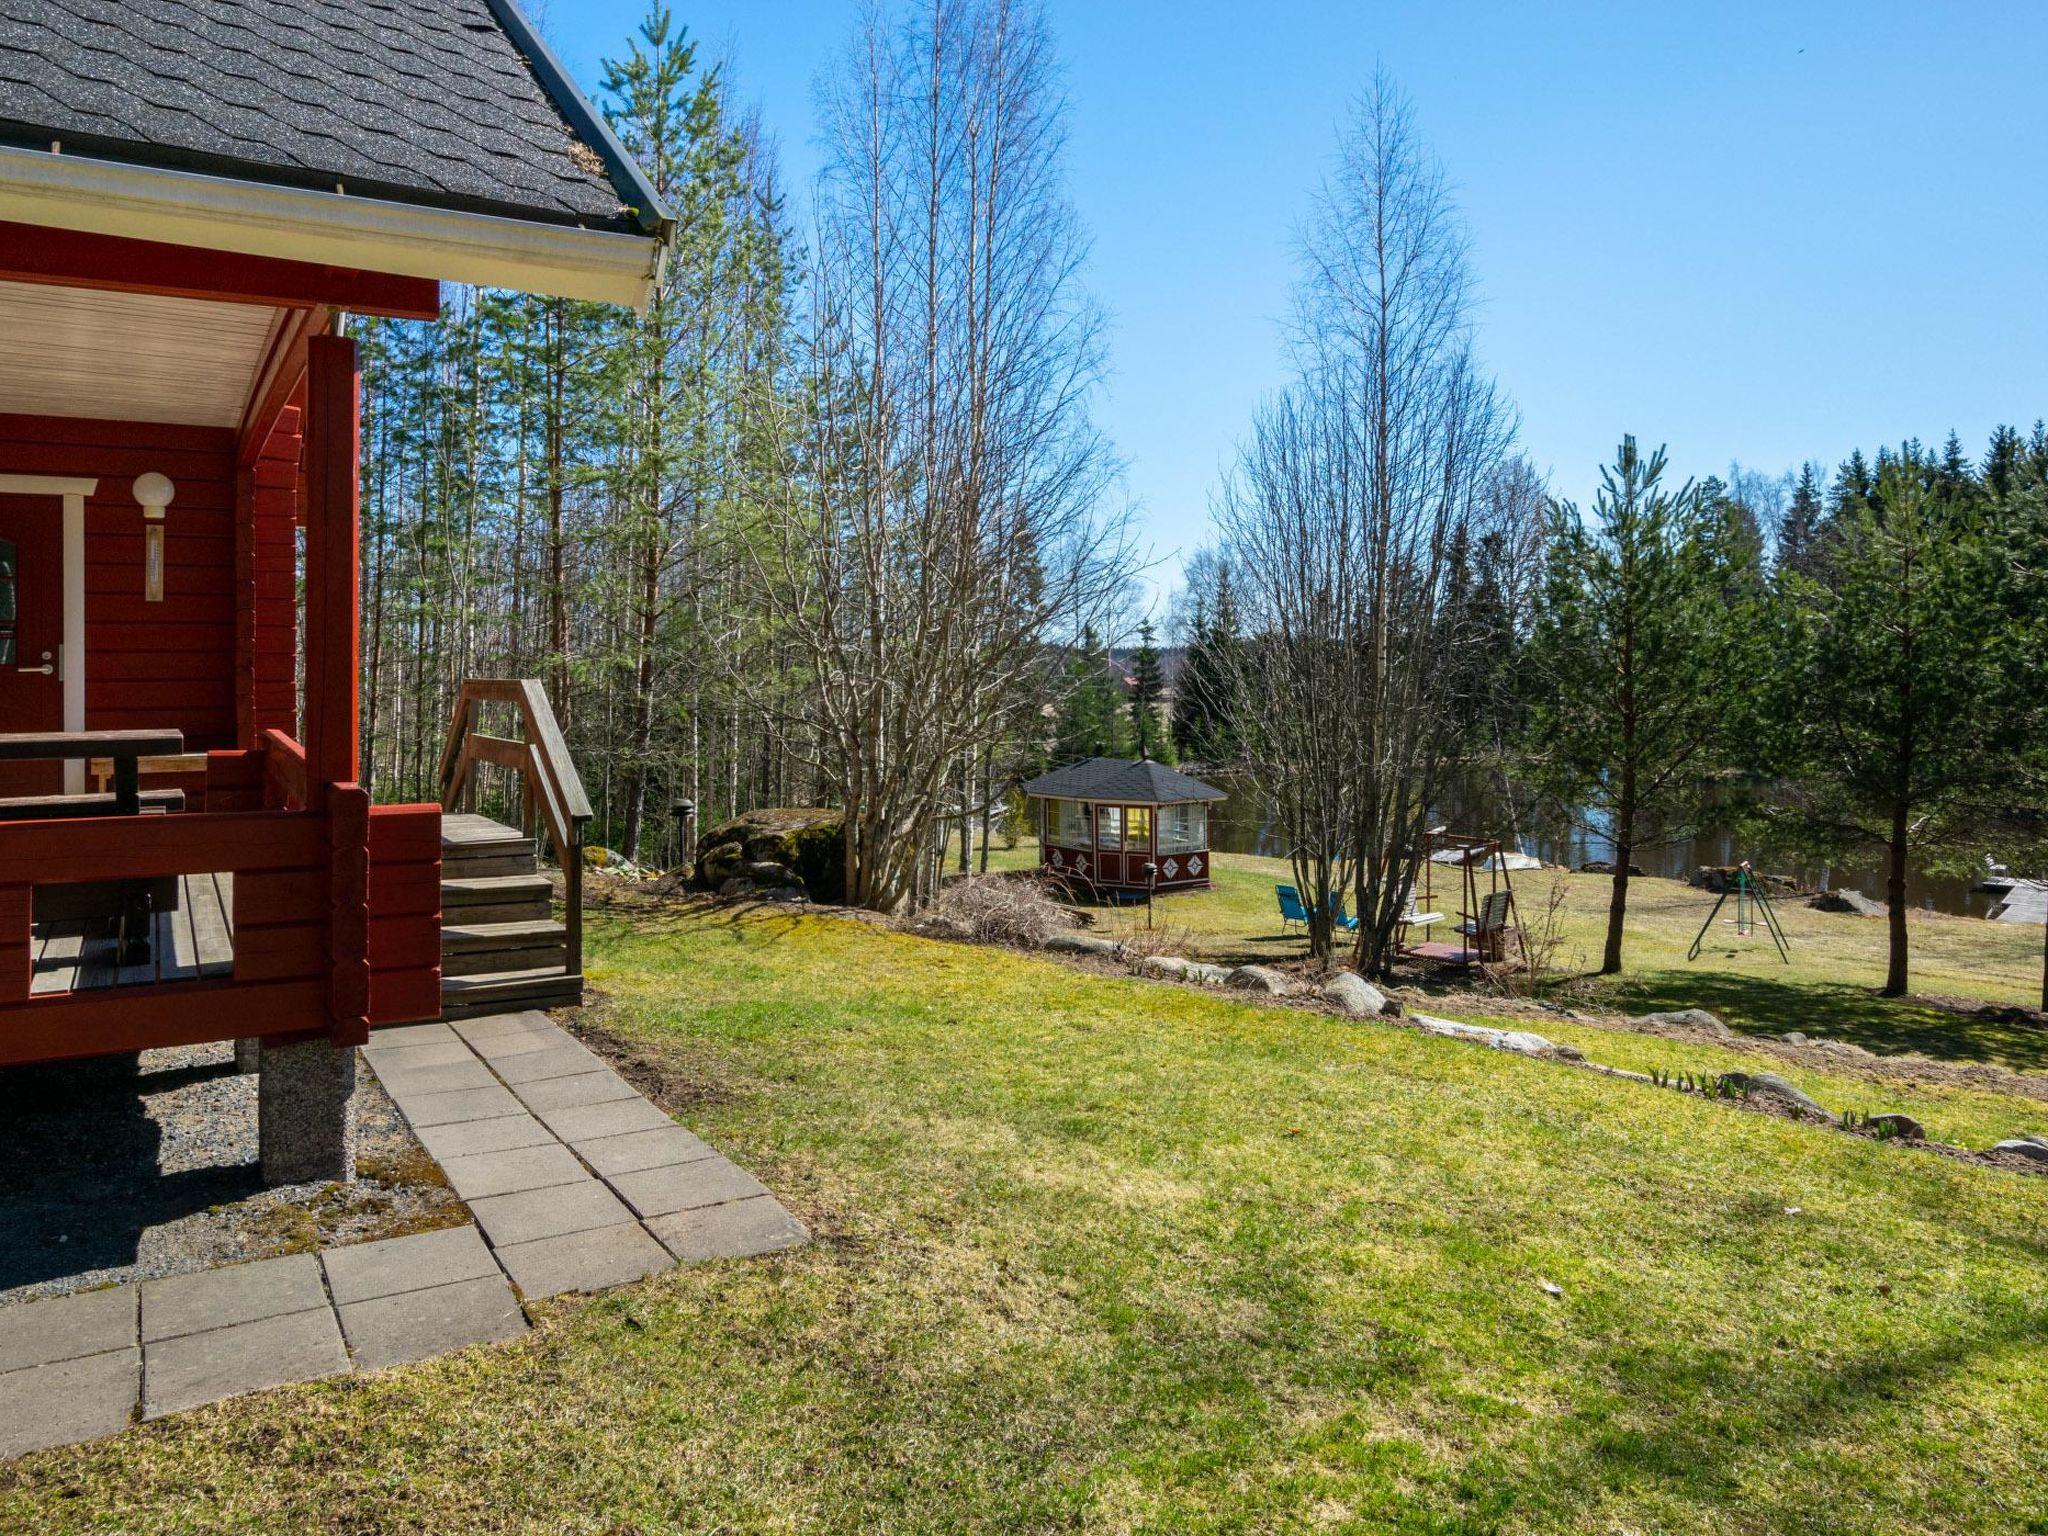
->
xmin=1022 ymin=756 xmax=1225 ymax=896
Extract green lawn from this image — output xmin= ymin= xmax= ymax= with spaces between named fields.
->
xmin=9 ymin=905 xmax=2048 ymax=1533
xmin=982 ymin=841 xmax=2048 ymax=1070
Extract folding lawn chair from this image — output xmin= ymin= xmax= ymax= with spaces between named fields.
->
xmin=1276 ymin=884 xmax=1309 ymax=933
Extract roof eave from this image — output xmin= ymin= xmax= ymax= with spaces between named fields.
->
xmin=0 ymin=144 xmax=666 ymax=310
xmin=481 ymin=0 xmax=676 ymax=245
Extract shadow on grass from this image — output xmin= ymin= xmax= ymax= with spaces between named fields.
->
xmin=1539 ymin=1298 xmax=2048 ymax=1527
xmin=590 ymin=889 xmax=814 ymax=946
xmin=1577 ymin=967 xmax=2048 ymax=1072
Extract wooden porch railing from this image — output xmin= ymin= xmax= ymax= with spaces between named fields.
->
xmin=260 ymin=728 xmax=308 ymax=810
xmin=0 ymin=734 xmax=442 ymax=1066
xmin=436 ymin=679 xmax=591 ymax=975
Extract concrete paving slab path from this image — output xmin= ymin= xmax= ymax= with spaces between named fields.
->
xmin=0 ymin=1009 xmax=808 ymax=1459
xmin=143 ymin=1307 xmax=350 ymax=1419
xmin=0 ymin=1282 xmax=135 ymax=1373
xmin=322 ymin=1225 xmax=500 ymax=1307
xmin=338 ymin=1275 xmax=526 ymax=1371
xmin=494 ymin=1222 xmax=675 ymax=1300
xmin=0 ymin=1348 xmax=140 ymax=1459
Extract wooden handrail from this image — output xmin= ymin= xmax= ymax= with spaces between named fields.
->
xmin=437 ymin=680 xmax=590 ymax=975
xmin=261 ymin=729 xmax=308 ymax=811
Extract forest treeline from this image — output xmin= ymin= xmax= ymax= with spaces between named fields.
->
xmin=358 ymin=7 xmax=794 ymax=867
xmin=354 ymin=1 xmax=2048 ymax=999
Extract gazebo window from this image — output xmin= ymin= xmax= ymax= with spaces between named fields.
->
xmin=1124 ymin=806 xmax=1152 ymax=849
xmin=1160 ymin=803 xmax=1205 ymax=853
xmin=1053 ymin=799 xmax=1090 ymax=845
xmin=1095 ymin=805 xmax=1122 ymax=848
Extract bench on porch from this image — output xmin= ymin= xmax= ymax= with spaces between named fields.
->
xmin=0 ymin=730 xmax=187 ymax=820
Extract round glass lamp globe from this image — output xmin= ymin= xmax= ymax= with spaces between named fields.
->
xmin=132 ymin=472 xmax=176 ymax=513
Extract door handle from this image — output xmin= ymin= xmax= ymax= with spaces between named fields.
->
xmin=17 ymin=664 xmax=52 ymax=675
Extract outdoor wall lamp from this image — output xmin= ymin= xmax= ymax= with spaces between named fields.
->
xmin=673 ymin=799 xmax=698 ymax=870
xmin=133 ymin=472 xmax=175 ymax=603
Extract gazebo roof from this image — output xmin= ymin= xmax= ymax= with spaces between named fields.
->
xmin=1020 ymin=757 xmax=1226 ymax=806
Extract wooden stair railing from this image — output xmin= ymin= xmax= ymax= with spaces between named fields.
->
xmin=436 ymin=680 xmax=592 ymax=976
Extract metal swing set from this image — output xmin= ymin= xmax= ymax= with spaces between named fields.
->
xmin=1686 ymin=861 xmax=1791 ymax=963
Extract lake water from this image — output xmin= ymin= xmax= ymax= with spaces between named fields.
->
xmin=1203 ymin=770 xmax=2003 ymax=919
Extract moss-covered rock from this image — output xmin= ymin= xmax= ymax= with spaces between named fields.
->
xmin=694 ymin=808 xmax=845 ymax=902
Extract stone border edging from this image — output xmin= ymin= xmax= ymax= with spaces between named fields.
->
xmin=1022 ymin=934 xmax=2048 ymax=1179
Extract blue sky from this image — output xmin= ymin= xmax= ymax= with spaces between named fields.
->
xmin=543 ymin=1 xmax=2048 ymax=608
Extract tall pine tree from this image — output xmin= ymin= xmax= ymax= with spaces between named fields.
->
xmin=1771 ymin=448 xmax=2014 ymax=996
xmin=1525 ymin=437 xmax=1738 ymax=974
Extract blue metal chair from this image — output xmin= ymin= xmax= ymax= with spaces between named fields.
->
xmin=1327 ymin=894 xmax=1359 ymax=933
xmin=1276 ymin=884 xmax=1309 ymax=932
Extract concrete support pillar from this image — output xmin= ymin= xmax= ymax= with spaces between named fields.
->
xmin=234 ymin=1038 xmax=262 ymax=1074
xmin=258 ymin=1040 xmax=356 ymax=1185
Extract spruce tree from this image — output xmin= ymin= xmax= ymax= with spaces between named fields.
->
xmin=2028 ymin=422 xmax=2048 ymax=487
xmin=1984 ymin=425 xmax=2025 ymax=502
xmin=1172 ymin=567 xmax=1240 ymax=765
xmin=1525 ymin=437 xmax=1736 ymax=975
xmin=1831 ymin=449 xmax=1878 ymax=517
xmin=1936 ymin=429 xmax=1974 ymax=501
xmin=1053 ymin=627 xmax=1131 ymax=763
xmin=1778 ymin=462 xmax=1824 ymax=580
xmin=1129 ymin=620 xmax=1166 ymax=759
xmin=1772 ymin=448 xmax=2014 ymax=996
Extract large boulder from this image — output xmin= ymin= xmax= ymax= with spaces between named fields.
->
xmin=1324 ymin=972 xmax=1390 ymax=1018
xmin=1226 ymin=965 xmax=1291 ymax=995
xmin=1628 ymin=1008 xmax=1734 ymax=1040
xmin=1718 ymin=1071 xmax=1835 ymax=1122
xmin=1134 ymin=955 xmax=1233 ymax=985
xmin=1689 ymin=865 xmax=1805 ymax=896
xmin=1810 ymin=889 xmax=1886 ymax=918
xmin=1043 ymin=933 xmax=1124 ymax=958
xmin=1991 ymin=1136 xmax=2048 ymax=1165
xmin=1408 ymin=1014 xmax=1557 ymax=1056
xmin=694 ymin=808 xmax=845 ymax=902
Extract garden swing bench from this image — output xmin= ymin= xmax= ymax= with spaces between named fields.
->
xmin=1400 ymin=830 xmax=1524 ymax=971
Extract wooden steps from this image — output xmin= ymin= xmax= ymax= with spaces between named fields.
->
xmin=443 ymin=873 xmax=554 ymax=925
xmin=439 ymin=813 xmax=582 ymax=1019
xmin=442 ymin=966 xmax=584 ymax=1016
xmin=442 ymin=919 xmax=569 ymax=977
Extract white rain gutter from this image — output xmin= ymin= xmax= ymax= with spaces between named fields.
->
xmin=0 ymin=145 xmax=667 ymax=311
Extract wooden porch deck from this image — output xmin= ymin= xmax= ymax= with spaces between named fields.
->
xmin=29 ymin=873 xmax=234 ymax=995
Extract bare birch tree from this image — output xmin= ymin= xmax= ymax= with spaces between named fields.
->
xmin=750 ymin=0 xmax=1128 ymax=912
xmin=1218 ymin=72 xmax=1513 ymax=969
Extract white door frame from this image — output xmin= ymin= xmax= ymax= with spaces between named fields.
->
xmin=0 ymin=473 xmax=95 ymax=792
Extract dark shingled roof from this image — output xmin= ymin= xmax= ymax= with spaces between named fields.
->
xmin=1020 ymin=757 xmax=1226 ymax=805
xmin=0 ymin=0 xmax=663 ymax=233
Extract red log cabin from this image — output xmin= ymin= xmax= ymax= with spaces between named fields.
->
xmin=0 ymin=0 xmax=669 ymax=1174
